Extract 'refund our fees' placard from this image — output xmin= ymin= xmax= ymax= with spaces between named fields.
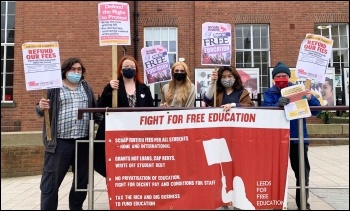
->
xmin=22 ymin=41 xmax=62 ymax=91
xmin=295 ymin=33 xmax=333 ymax=83
xmin=105 ymin=108 xmax=290 ymax=210
xmin=141 ymin=45 xmax=171 ymax=85
xmin=201 ymin=22 xmax=232 ymax=66
xmin=98 ymin=2 xmax=130 ymax=46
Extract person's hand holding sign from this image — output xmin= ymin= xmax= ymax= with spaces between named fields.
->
xmin=39 ymin=98 xmax=50 ymax=111
xmin=210 ymin=69 xmax=218 ymax=84
xmin=109 ymin=80 xmax=119 ymax=90
xmin=160 ymin=102 xmax=169 ymax=107
xmin=305 ymin=89 xmax=312 ymax=101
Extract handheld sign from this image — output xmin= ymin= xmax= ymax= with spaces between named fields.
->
xmin=141 ymin=45 xmax=172 ymax=85
xmin=98 ymin=1 xmax=131 ymax=46
xmin=22 ymin=41 xmax=63 ymax=141
xmin=98 ymin=1 xmax=131 ymax=107
xmin=201 ymin=22 xmax=232 ymax=107
xmin=201 ymin=22 xmax=232 ymax=66
xmin=295 ymin=33 xmax=333 ymax=89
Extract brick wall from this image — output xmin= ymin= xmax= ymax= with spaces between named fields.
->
xmin=1 ymin=1 xmax=348 ymax=131
xmin=1 ymin=146 xmax=44 ymax=178
xmin=308 ymin=116 xmax=323 ymax=124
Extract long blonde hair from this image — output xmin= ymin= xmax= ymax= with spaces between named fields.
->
xmin=165 ymin=61 xmax=192 ymax=106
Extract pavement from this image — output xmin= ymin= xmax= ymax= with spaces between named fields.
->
xmin=1 ymin=145 xmax=349 ymax=210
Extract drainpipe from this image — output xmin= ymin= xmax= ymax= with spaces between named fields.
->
xmin=134 ymin=1 xmax=139 ymax=60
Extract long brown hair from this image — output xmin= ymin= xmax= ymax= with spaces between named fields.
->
xmin=165 ymin=61 xmax=192 ymax=106
xmin=117 ymin=56 xmax=142 ymax=84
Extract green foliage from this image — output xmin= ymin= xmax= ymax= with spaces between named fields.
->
xmin=341 ymin=112 xmax=349 ymax=118
xmin=317 ymin=111 xmax=334 ymax=124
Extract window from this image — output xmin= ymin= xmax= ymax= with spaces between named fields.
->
xmin=144 ymin=27 xmax=178 ymax=105
xmin=235 ymin=24 xmax=270 ymax=93
xmin=1 ymin=1 xmax=15 ymax=102
xmin=314 ymin=23 xmax=349 ymax=102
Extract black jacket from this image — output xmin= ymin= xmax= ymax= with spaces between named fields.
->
xmin=94 ymin=79 xmax=154 ymax=177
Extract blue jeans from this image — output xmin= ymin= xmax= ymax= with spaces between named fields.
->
xmin=40 ymin=137 xmax=89 ymax=210
xmin=290 ymin=143 xmax=311 ymax=209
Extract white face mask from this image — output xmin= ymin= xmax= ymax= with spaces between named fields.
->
xmin=221 ymin=79 xmax=235 ymax=88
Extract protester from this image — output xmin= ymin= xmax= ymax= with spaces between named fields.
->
xmin=160 ymin=61 xmax=196 ymax=107
xmin=94 ymin=55 xmax=154 ymax=177
xmin=263 ymin=61 xmax=321 ymax=210
xmin=203 ymin=66 xmax=254 ymax=111
xmin=321 ymin=77 xmax=334 ymax=106
xmin=35 ymin=57 xmax=102 ymax=210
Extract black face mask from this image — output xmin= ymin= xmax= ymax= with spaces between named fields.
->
xmin=174 ymin=73 xmax=186 ymax=81
xmin=122 ymin=68 xmax=136 ymax=79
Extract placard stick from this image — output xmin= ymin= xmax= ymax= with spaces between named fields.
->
xmin=159 ymin=83 xmax=164 ymax=106
xmin=213 ymin=66 xmax=217 ymax=107
xmin=112 ymin=46 xmax=118 ymax=107
xmin=305 ymin=79 xmax=312 ymax=90
xmin=42 ymin=90 xmax=51 ymax=141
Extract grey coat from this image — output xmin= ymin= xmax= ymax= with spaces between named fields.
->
xmin=35 ymin=80 xmax=102 ymax=153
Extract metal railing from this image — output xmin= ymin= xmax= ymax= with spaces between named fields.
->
xmin=76 ymin=105 xmax=349 ymax=210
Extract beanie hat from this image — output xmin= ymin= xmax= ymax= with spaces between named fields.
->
xmin=272 ymin=62 xmax=291 ymax=78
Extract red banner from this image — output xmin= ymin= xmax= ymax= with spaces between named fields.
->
xmin=105 ymin=109 xmax=290 ymax=210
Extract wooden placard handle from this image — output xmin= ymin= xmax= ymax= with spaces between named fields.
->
xmin=42 ymin=90 xmax=51 ymax=141
xmin=112 ymin=45 xmax=118 ymax=108
xmin=213 ymin=66 xmax=217 ymax=107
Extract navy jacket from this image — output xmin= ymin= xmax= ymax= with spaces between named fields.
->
xmin=263 ymin=83 xmax=321 ymax=144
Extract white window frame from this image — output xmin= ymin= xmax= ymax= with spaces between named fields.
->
xmin=234 ymin=24 xmax=271 ymax=93
xmin=1 ymin=1 xmax=15 ymax=103
xmin=314 ymin=23 xmax=349 ymax=94
xmin=143 ymin=27 xmax=178 ymax=104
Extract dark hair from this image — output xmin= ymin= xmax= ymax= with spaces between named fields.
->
xmin=117 ymin=56 xmax=142 ymax=84
xmin=61 ymin=57 xmax=86 ymax=80
xmin=216 ymin=66 xmax=244 ymax=93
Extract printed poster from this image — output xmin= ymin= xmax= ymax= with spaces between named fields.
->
xmin=270 ymin=67 xmax=336 ymax=106
xmin=98 ymin=2 xmax=131 ymax=46
xmin=194 ymin=69 xmax=214 ymax=107
xmin=237 ymin=68 xmax=260 ymax=100
xmin=195 ymin=68 xmax=260 ymax=107
xmin=295 ymin=33 xmax=333 ymax=83
xmin=22 ymin=41 xmax=62 ymax=91
xmin=141 ymin=45 xmax=171 ymax=85
xmin=344 ymin=67 xmax=349 ymax=106
xmin=201 ymin=22 xmax=232 ymax=66
xmin=105 ymin=109 xmax=290 ymax=210
xmin=281 ymin=84 xmax=311 ymax=120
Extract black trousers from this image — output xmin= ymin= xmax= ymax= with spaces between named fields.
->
xmin=40 ymin=137 xmax=89 ymax=210
xmin=289 ymin=143 xmax=311 ymax=209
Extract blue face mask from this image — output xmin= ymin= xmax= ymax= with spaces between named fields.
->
xmin=67 ymin=72 xmax=82 ymax=84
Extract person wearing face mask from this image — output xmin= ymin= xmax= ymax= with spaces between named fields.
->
xmin=35 ymin=57 xmax=102 ymax=210
xmin=160 ymin=61 xmax=196 ymax=107
xmin=203 ymin=66 xmax=254 ymax=112
xmin=263 ymin=61 xmax=321 ymax=210
xmin=94 ymin=55 xmax=154 ymax=178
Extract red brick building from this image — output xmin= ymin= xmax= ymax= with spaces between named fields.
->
xmin=1 ymin=1 xmax=349 ymax=132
